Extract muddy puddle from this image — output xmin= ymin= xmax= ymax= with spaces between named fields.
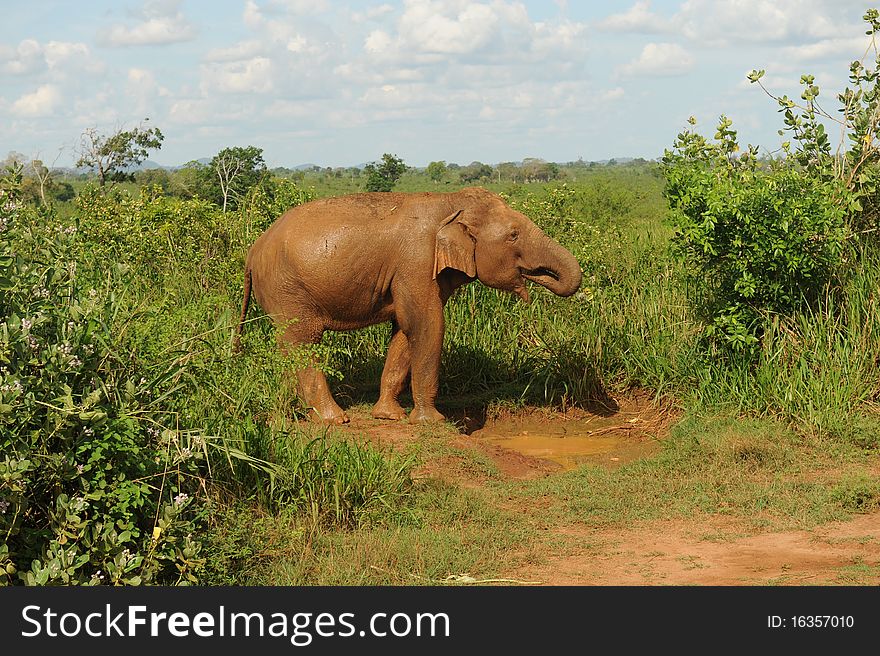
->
xmin=471 ymin=413 xmax=663 ymax=471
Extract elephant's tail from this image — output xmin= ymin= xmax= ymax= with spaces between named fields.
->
xmin=232 ymin=265 xmax=252 ymax=354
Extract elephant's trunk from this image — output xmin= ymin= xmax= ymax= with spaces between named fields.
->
xmin=522 ymin=233 xmax=582 ymax=297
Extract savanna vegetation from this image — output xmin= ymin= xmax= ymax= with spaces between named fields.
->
xmin=3 ymin=10 xmax=880 ymax=586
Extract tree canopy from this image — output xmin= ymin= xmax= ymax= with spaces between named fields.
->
xmin=75 ymin=121 xmax=164 ymax=187
xmin=192 ymin=145 xmax=268 ymax=213
xmin=426 ymin=160 xmax=447 ymax=183
xmin=364 ymin=153 xmax=407 ymax=192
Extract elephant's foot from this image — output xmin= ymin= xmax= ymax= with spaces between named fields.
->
xmin=307 ymin=406 xmax=350 ymax=425
xmin=409 ymin=406 xmax=445 ymax=423
xmin=372 ymin=399 xmax=408 ymax=420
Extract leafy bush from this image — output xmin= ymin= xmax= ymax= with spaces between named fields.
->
xmin=74 ymin=185 xmax=230 ymax=283
xmin=239 ymin=177 xmax=317 ymax=235
xmin=661 ymin=9 xmax=880 ymax=352
xmin=0 ymin=187 xmax=206 ymax=585
xmin=663 ymin=117 xmax=848 ymax=351
xmin=364 ymin=153 xmax=407 ymax=192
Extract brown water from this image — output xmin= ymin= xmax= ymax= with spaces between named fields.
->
xmin=472 ymin=415 xmax=661 ymax=470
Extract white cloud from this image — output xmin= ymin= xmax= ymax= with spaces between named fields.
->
xmin=1 ymin=39 xmax=96 ymax=76
xmin=1 ymin=39 xmax=44 ymax=75
xmin=202 ymin=57 xmax=274 ymax=94
xmin=617 ymin=42 xmax=695 ymax=78
xmin=268 ymin=0 xmax=330 ymax=14
xmin=365 ymin=29 xmax=393 ymax=53
xmin=601 ymin=87 xmax=625 ymax=102
xmin=781 ymin=36 xmax=870 ymax=62
xmin=530 ymin=20 xmax=587 ymax=59
xmin=680 ymin=0 xmax=866 ymax=46
xmin=360 ymin=0 xmax=588 ymax=68
xmin=598 ymin=1 xmax=865 ymax=47
xmin=99 ymin=0 xmax=195 ymax=47
xmin=43 ymin=41 xmax=92 ymax=69
xmin=264 ymin=99 xmax=315 ymax=118
xmin=351 ymin=4 xmax=395 ymax=23
xmin=597 ymin=1 xmax=673 ymax=33
xmin=204 ymin=40 xmax=265 ymax=63
xmin=243 ymin=0 xmax=264 ymax=30
xmin=169 ymin=98 xmax=212 ymax=125
xmin=286 ymin=34 xmax=325 ymax=55
xmin=126 ymin=68 xmax=171 ymax=116
xmin=398 ymin=1 xmax=501 ymax=55
xmin=11 ymin=85 xmax=62 ymax=116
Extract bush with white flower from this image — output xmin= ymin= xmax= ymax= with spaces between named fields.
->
xmin=0 ymin=174 xmax=204 ymax=585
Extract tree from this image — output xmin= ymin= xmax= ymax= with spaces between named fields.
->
xmin=459 ymin=161 xmax=493 ymax=183
xmin=75 ymin=120 xmax=164 ymax=187
xmin=426 ymin=160 xmax=447 ymax=183
xmin=134 ymin=168 xmax=173 ymax=193
xmin=52 ymin=181 xmax=75 ymax=202
xmin=195 ymin=146 xmax=267 ymax=213
xmin=28 ymin=149 xmax=64 ymax=206
xmin=30 ymin=159 xmax=52 ymax=206
xmin=364 ymin=153 xmax=407 ymax=192
xmin=497 ymin=161 xmax=519 ymax=183
xmin=521 ymin=157 xmax=560 ymax=182
xmin=1 ymin=151 xmax=27 ymax=169
xmin=214 ymin=146 xmax=266 ymax=213
xmin=1 ymin=151 xmax=62 ymax=206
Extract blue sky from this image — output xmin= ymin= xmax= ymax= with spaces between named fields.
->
xmin=0 ymin=0 xmax=875 ymax=167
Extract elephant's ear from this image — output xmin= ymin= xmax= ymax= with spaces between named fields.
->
xmin=434 ymin=210 xmax=476 ymax=279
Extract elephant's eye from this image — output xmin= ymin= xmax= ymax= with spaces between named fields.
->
xmin=508 ymin=230 xmax=519 ymax=243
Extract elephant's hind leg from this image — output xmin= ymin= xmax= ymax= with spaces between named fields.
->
xmin=372 ymin=323 xmax=410 ymax=420
xmin=278 ymin=320 xmax=349 ymax=425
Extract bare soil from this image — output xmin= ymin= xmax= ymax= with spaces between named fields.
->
xmin=338 ymin=397 xmax=880 ymax=586
xmin=507 ymin=514 xmax=880 ymax=585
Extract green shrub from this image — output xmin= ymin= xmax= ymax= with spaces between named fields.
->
xmin=239 ymin=177 xmax=316 ymax=234
xmin=0 ymin=188 xmax=207 ymax=585
xmin=74 ymin=185 xmax=228 ymax=281
xmin=662 ymin=117 xmax=848 ymax=350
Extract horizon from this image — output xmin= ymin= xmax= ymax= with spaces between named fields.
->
xmin=30 ymin=154 xmax=646 ymax=173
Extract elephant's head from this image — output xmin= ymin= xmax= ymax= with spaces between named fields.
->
xmin=434 ymin=187 xmax=582 ymax=301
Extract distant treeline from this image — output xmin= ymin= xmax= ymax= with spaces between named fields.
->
xmin=270 ymin=156 xmax=654 ymax=184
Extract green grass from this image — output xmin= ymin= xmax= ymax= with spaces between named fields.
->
xmin=202 ymin=478 xmax=534 ymax=585
xmin=833 ymin=559 xmax=880 ymax=584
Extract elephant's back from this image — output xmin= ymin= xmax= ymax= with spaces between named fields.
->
xmin=252 ymin=191 xmax=447 ymax=258
xmin=278 ymin=192 xmax=417 ymax=228
xmin=247 ymin=193 xmax=418 ymax=291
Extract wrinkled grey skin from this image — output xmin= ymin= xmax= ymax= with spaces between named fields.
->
xmin=234 ymin=187 xmax=582 ymax=424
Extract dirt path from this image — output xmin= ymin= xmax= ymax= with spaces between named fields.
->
xmin=340 ymin=399 xmax=880 ymax=586
xmin=507 ymin=513 xmax=880 ymax=585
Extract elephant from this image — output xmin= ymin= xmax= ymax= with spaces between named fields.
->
xmin=233 ymin=186 xmax=582 ymax=424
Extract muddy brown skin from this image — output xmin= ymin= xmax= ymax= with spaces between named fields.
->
xmin=234 ymin=186 xmax=582 ymax=424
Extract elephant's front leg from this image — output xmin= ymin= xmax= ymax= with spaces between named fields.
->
xmin=372 ymin=322 xmax=410 ymax=420
xmin=396 ymin=291 xmax=445 ymax=423
xmin=279 ymin=321 xmax=349 ymax=425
